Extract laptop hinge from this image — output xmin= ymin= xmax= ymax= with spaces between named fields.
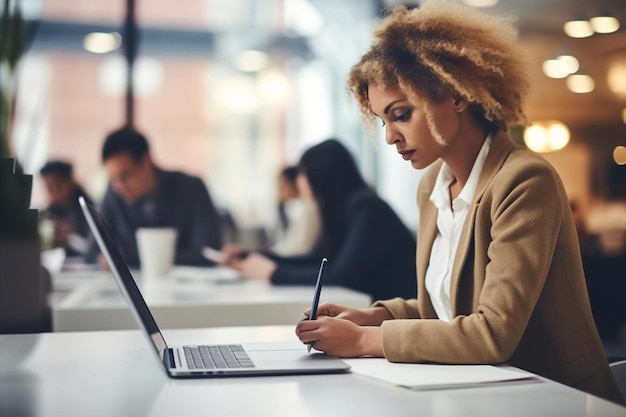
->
xmin=163 ymin=348 xmax=176 ymax=369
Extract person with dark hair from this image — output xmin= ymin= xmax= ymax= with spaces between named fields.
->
xmin=40 ymin=160 xmax=93 ymax=256
xmin=223 ymin=138 xmax=417 ymax=302
xmin=295 ymin=1 xmax=623 ymax=405
xmin=269 ymin=165 xmax=321 ymax=256
xmin=90 ymin=126 xmax=222 ymax=266
xmin=277 ymin=166 xmax=300 ymax=232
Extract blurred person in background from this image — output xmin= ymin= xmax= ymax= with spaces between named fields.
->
xmin=222 ymin=138 xmax=417 ymax=302
xmin=87 ymin=126 xmax=222 ymax=266
xmin=39 ymin=160 xmax=93 ymax=256
xmin=268 ymin=165 xmax=321 ymax=256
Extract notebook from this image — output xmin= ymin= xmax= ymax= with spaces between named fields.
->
xmin=79 ymin=196 xmax=349 ymax=378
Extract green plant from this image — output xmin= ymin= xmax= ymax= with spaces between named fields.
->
xmin=0 ymin=0 xmax=38 ymax=236
xmin=0 ymin=0 xmax=38 ymax=157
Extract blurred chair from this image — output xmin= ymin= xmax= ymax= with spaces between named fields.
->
xmin=610 ymin=359 xmax=626 ymax=401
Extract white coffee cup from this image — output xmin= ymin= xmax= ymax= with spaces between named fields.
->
xmin=136 ymin=228 xmax=177 ymax=279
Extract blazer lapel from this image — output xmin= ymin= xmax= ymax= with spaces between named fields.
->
xmin=449 ymin=131 xmax=517 ymax=314
xmin=417 ymin=163 xmax=440 ymax=318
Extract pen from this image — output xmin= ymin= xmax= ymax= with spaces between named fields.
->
xmin=307 ymin=257 xmax=327 ymax=353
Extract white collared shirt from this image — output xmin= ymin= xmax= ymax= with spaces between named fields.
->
xmin=425 ymin=134 xmax=492 ymax=322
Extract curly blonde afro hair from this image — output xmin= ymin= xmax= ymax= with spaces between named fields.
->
xmin=347 ymin=0 xmax=531 ymax=135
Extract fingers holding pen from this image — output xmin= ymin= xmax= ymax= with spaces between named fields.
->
xmin=302 ymin=302 xmax=347 ymax=319
xmin=295 ymin=316 xmax=322 ymax=343
xmin=295 ymin=316 xmax=369 ymax=357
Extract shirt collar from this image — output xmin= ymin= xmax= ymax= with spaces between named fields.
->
xmin=429 ymin=133 xmax=493 ymax=210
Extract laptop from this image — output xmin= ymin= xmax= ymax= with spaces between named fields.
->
xmin=79 ymin=196 xmax=349 ymax=378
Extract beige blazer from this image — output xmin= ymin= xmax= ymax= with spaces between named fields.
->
xmin=374 ymin=131 xmax=623 ymax=404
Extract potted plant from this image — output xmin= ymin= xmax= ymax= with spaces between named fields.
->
xmin=0 ymin=0 xmax=50 ymax=333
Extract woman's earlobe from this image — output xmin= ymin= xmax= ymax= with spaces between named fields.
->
xmin=453 ymin=97 xmax=468 ymax=112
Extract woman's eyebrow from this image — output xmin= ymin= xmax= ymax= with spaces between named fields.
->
xmin=384 ymin=99 xmax=408 ymax=115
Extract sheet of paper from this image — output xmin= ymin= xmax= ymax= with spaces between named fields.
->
xmin=343 ymin=358 xmax=536 ymax=390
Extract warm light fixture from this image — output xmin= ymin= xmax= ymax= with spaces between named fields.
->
xmin=83 ymin=32 xmax=122 ymax=54
xmin=524 ymin=121 xmax=570 ymax=153
xmin=557 ymin=55 xmax=580 ymax=73
xmin=542 ymin=55 xmax=580 ymax=79
xmin=566 ymin=74 xmax=595 ymax=93
xmin=564 ymin=19 xmax=594 ymax=38
xmin=590 ymin=14 xmax=620 ymax=34
xmin=614 ymin=146 xmax=626 ymax=165
xmin=542 ymin=59 xmax=570 ymax=79
xmin=608 ymin=57 xmax=626 ymax=98
xmin=622 ymin=108 xmax=626 ymax=124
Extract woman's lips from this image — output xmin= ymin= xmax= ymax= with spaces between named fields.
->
xmin=400 ymin=150 xmax=415 ymax=161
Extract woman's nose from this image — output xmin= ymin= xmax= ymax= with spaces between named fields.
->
xmin=385 ymin=126 xmax=400 ymax=145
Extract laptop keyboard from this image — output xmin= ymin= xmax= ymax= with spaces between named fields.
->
xmin=183 ymin=344 xmax=255 ymax=369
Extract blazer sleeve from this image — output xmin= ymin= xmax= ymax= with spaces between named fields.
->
xmin=271 ymin=194 xmax=399 ymax=291
xmin=372 ymin=297 xmax=421 ymax=319
xmin=175 ymin=177 xmax=223 ymax=265
xmin=380 ymin=158 xmax=566 ymax=364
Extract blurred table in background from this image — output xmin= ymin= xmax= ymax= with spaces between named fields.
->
xmin=50 ymin=266 xmax=371 ymax=332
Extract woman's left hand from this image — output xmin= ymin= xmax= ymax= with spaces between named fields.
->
xmin=231 ymin=252 xmax=276 ymax=281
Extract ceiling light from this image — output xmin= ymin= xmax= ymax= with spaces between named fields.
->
xmin=557 ymin=55 xmax=579 ymax=74
xmin=524 ymin=125 xmax=548 ymax=152
xmin=547 ymin=123 xmax=570 ymax=150
xmin=543 ymin=55 xmax=580 ymax=79
xmin=524 ymin=121 xmax=570 ymax=153
xmin=542 ymin=59 xmax=570 ymax=79
xmin=564 ymin=19 xmax=594 ymax=38
xmin=83 ymin=32 xmax=122 ymax=54
xmin=590 ymin=15 xmax=620 ymax=34
xmin=608 ymin=57 xmax=626 ymax=97
xmin=614 ymin=146 xmax=626 ymax=165
xmin=566 ymin=74 xmax=595 ymax=93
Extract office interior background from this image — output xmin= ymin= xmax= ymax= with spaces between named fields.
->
xmin=5 ymin=0 xmax=626 ymax=243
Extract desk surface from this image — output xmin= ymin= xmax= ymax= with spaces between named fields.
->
xmin=1 ymin=326 xmax=625 ymax=417
xmin=51 ymin=267 xmax=371 ymax=331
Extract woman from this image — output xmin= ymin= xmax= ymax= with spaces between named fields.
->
xmin=269 ymin=165 xmax=321 ymax=256
xmin=295 ymin=1 xmax=623 ymax=405
xmin=226 ymin=138 xmax=417 ymax=302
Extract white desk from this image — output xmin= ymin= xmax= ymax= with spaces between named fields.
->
xmin=1 ymin=326 xmax=625 ymax=417
xmin=51 ymin=267 xmax=371 ymax=332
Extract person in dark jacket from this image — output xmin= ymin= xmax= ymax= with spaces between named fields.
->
xmin=87 ymin=127 xmax=222 ymax=266
xmin=224 ymin=138 xmax=416 ymax=302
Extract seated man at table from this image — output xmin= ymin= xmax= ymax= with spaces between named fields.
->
xmin=88 ymin=126 xmax=222 ymax=267
xmin=40 ymin=160 xmax=94 ymax=256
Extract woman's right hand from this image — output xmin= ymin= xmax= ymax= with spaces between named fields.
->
xmin=219 ymin=243 xmax=245 ymax=266
xmin=303 ymin=303 xmax=392 ymax=326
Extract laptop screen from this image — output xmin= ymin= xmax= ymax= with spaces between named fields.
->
xmin=79 ymin=197 xmax=168 ymax=358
